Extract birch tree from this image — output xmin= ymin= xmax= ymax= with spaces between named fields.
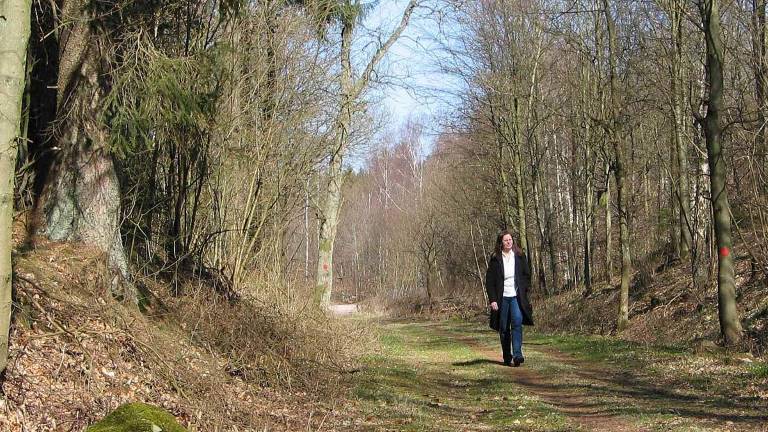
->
xmin=0 ymin=0 xmax=32 ymax=373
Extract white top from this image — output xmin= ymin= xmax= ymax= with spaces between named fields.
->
xmin=502 ymin=251 xmax=517 ymax=297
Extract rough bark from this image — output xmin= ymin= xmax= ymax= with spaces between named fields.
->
xmin=314 ymin=0 xmax=417 ymax=307
xmin=700 ymin=0 xmax=743 ymax=345
xmin=40 ymin=0 xmax=133 ymax=301
xmin=0 ymin=0 xmax=33 ymax=373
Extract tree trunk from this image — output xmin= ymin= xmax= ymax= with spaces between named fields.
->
xmin=700 ymin=0 xmax=743 ymax=345
xmin=314 ymin=0 xmax=417 ymax=307
xmin=531 ymin=141 xmax=549 ymax=294
xmin=605 ymin=160 xmax=613 ymax=281
xmin=603 ymin=0 xmax=632 ymax=331
xmin=497 ymin=133 xmax=515 ymax=228
xmin=512 ymin=99 xmax=529 ymax=255
xmin=582 ymin=61 xmax=594 ymax=294
xmin=38 ymin=1 xmax=133 ymax=302
xmin=315 ymin=11 xmax=353 ymax=307
xmin=671 ymin=1 xmax=692 ymax=259
xmin=615 ymin=146 xmax=632 ymax=330
xmin=0 ymin=0 xmax=33 ymax=373
xmin=753 ymin=0 xmax=767 ymax=169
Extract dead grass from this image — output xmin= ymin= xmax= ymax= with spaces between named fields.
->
xmin=367 ymin=288 xmax=486 ymax=322
xmin=2 ymin=239 xmax=370 ymax=431
xmin=161 ymin=278 xmax=368 ymax=391
xmin=534 ymin=252 xmax=768 ymax=357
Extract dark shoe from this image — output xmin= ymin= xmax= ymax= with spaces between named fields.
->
xmin=513 ymin=357 xmax=524 ymax=367
xmin=503 ymin=360 xmax=512 ymax=367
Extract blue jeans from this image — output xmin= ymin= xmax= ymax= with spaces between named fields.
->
xmin=499 ymin=296 xmax=523 ymax=361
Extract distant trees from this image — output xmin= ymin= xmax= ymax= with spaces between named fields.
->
xmin=330 ymin=0 xmax=755 ymax=345
xmin=4 ymin=0 xmax=759 ymax=347
xmin=8 ymin=0 xmax=428 ymax=318
xmin=420 ymin=0 xmax=749 ymax=343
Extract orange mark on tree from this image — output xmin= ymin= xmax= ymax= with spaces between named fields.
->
xmin=719 ymin=247 xmax=730 ymax=257
xmin=323 ymin=263 xmax=329 ymax=271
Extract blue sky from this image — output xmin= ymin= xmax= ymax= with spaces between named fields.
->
xmin=363 ymin=1 xmax=432 ymax=123
xmin=354 ymin=0 xmax=463 ymax=148
xmin=334 ymin=0 xmax=470 ymax=171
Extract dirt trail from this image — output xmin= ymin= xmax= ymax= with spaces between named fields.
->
xmin=329 ymin=303 xmax=359 ymax=316
xmin=442 ymin=330 xmax=645 ymax=432
xmin=348 ymin=320 xmax=767 ymax=431
xmin=430 ymin=323 xmax=767 ymax=432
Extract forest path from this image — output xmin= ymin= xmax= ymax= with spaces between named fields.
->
xmin=342 ymin=319 xmax=767 ymax=431
xmin=329 ymin=303 xmax=360 ymax=316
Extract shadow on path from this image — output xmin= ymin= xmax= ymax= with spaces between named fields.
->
xmin=452 ymin=358 xmax=505 ymax=367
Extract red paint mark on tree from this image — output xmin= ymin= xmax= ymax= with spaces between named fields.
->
xmin=323 ymin=263 xmax=329 ymax=271
xmin=719 ymin=247 xmax=730 ymax=257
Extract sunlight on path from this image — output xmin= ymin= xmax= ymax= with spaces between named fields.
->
xmin=344 ymin=320 xmax=767 ymax=432
xmin=329 ymin=304 xmax=359 ymax=316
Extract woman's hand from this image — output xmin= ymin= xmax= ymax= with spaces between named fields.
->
xmin=490 ymin=301 xmax=498 ymax=311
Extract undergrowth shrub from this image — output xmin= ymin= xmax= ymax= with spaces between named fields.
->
xmin=10 ymin=242 xmax=373 ymax=430
xmin=158 ymin=278 xmax=370 ymax=393
xmin=370 ymin=289 xmax=484 ymax=321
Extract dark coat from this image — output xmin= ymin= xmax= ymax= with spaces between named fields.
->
xmin=485 ymin=253 xmax=534 ymax=330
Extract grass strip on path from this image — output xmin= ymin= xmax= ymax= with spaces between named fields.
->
xmin=345 ymin=321 xmax=570 ymax=431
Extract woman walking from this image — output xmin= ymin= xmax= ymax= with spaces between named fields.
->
xmin=485 ymin=230 xmax=533 ymax=366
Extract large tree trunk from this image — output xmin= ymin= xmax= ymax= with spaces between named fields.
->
xmin=40 ymin=1 xmax=133 ymax=301
xmin=581 ymin=60 xmax=595 ymax=294
xmin=700 ymin=0 xmax=743 ymax=345
xmin=0 ymin=0 xmax=33 ymax=373
xmin=614 ymin=146 xmax=632 ymax=330
xmin=315 ymin=110 xmax=348 ymax=306
xmin=315 ymin=9 xmax=353 ymax=307
xmin=314 ymin=0 xmax=417 ymax=307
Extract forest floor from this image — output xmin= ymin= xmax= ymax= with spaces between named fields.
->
xmin=5 ymin=237 xmax=768 ymax=431
xmin=340 ymin=317 xmax=768 ymax=432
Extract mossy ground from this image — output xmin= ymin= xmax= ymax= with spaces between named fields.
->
xmin=346 ymin=318 xmax=768 ymax=431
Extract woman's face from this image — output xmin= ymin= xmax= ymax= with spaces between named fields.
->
xmin=501 ymin=234 xmax=514 ymax=252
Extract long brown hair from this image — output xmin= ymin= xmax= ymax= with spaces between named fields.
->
xmin=494 ymin=230 xmax=522 ymax=257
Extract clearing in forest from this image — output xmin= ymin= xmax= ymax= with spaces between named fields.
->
xmin=342 ymin=319 xmax=768 ymax=431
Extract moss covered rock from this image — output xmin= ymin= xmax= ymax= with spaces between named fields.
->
xmin=86 ymin=402 xmax=188 ymax=432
